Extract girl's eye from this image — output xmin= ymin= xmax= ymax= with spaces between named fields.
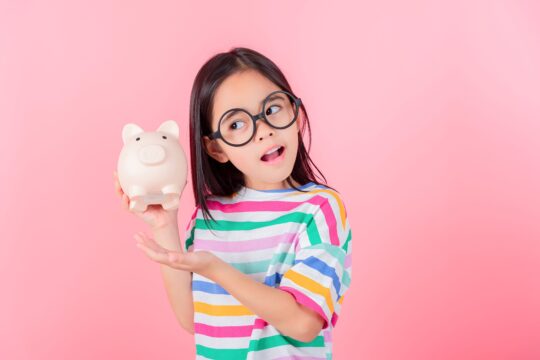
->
xmin=230 ymin=120 xmax=245 ymax=130
xmin=266 ymin=105 xmax=281 ymax=116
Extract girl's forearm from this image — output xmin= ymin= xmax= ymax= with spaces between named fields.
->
xmin=207 ymin=258 xmax=323 ymax=343
xmin=152 ymin=223 xmax=194 ymax=335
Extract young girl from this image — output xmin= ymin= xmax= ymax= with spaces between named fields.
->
xmin=114 ymin=47 xmax=352 ymax=360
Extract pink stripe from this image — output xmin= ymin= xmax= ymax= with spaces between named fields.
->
xmin=324 ymin=329 xmax=332 ymax=342
xmin=331 ymin=312 xmax=338 ymax=327
xmin=307 ymin=197 xmax=340 ymax=246
xmin=185 ymin=206 xmax=199 ymax=231
xmin=273 ymin=357 xmax=327 ymax=360
xmin=194 ymin=232 xmax=297 ymax=252
xmin=206 ymin=199 xmax=300 ymax=212
xmin=206 ymin=195 xmax=343 ymax=246
xmin=206 ymin=194 xmax=335 ymax=216
xmin=345 ymin=253 xmax=352 ymax=268
xmin=253 ymin=318 xmax=268 ymax=329
xmin=279 ymin=286 xmax=329 ymax=329
xmin=193 ymin=322 xmax=254 ymax=337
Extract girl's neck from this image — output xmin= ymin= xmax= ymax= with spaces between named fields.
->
xmin=244 ymin=179 xmax=302 ymax=192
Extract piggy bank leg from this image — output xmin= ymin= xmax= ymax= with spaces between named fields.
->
xmin=128 ymin=186 xmax=148 ymax=212
xmin=161 ymin=184 xmax=181 ymax=210
xmin=130 ymin=200 xmax=148 ymax=212
xmin=162 ymin=195 xmax=179 ymax=210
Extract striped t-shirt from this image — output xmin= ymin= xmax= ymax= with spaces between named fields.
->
xmin=183 ymin=181 xmax=353 ymax=360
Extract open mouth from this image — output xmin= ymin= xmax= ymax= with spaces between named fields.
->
xmin=260 ymin=146 xmax=285 ymax=162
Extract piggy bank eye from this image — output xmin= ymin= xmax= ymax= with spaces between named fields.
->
xmin=162 ymin=135 xmax=167 ymax=140
xmin=136 ymin=137 xmax=140 ymax=141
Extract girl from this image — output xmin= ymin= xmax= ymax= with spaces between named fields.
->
xmin=114 ymin=47 xmax=352 ymax=360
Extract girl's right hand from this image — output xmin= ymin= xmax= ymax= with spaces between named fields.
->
xmin=113 ymin=170 xmax=178 ymax=230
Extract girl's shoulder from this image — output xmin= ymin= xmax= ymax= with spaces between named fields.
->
xmin=306 ymin=183 xmax=350 ymax=228
xmin=304 ymin=182 xmax=347 ymax=207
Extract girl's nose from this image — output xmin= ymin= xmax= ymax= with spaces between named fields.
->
xmin=255 ymin=118 xmax=274 ymax=141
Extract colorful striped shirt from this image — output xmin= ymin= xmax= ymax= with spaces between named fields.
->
xmin=183 ymin=182 xmax=353 ymax=360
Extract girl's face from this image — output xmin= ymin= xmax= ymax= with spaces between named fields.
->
xmin=203 ymin=69 xmax=303 ymax=191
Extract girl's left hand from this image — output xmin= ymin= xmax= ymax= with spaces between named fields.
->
xmin=134 ymin=231 xmax=219 ymax=276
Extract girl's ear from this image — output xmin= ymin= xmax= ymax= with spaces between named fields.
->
xmin=202 ymin=136 xmax=229 ymax=163
xmin=297 ymin=112 xmax=305 ymax=132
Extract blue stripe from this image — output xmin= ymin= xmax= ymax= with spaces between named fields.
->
xmin=193 ymin=272 xmax=288 ymax=295
xmin=263 ymin=272 xmax=283 ymax=287
xmin=249 ymin=182 xmax=321 ymax=193
xmin=192 ymin=280 xmax=229 ymax=294
xmin=293 ymin=256 xmax=341 ymax=295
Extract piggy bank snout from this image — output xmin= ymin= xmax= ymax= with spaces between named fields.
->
xmin=138 ymin=145 xmax=166 ymax=165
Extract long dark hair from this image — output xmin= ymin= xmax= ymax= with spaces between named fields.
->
xmin=189 ymin=47 xmax=336 ymax=226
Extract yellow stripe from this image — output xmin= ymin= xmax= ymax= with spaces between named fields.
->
xmin=338 ymin=294 xmax=345 ymax=304
xmin=283 ymin=269 xmax=334 ymax=313
xmin=194 ymin=301 xmax=254 ymax=316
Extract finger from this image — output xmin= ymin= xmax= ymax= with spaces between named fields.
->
xmin=167 ymin=251 xmax=191 ymax=270
xmin=135 ymin=241 xmax=170 ymax=264
xmin=134 ymin=234 xmax=189 ymax=269
xmin=113 ymin=171 xmax=124 ymax=193
xmin=113 ymin=176 xmax=124 ymax=197
xmin=134 ymin=233 xmax=164 ymax=253
xmin=114 ymin=184 xmax=123 ymax=197
xmin=114 ymin=180 xmax=123 ymax=196
xmin=136 ymin=242 xmax=187 ymax=270
xmin=122 ymin=193 xmax=130 ymax=210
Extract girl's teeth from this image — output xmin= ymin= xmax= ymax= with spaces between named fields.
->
xmin=265 ymin=146 xmax=280 ymax=155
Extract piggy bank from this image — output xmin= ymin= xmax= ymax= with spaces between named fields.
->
xmin=116 ymin=119 xmax=188 ymax=212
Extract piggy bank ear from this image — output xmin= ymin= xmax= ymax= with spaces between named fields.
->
xmin=157 ymin=120 xmax=179 ymax=140
xmin=122 ymin=123 xmax=145 ymax=144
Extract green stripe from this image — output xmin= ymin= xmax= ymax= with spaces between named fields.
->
xmin=305 ymin=243 xmax=346 ymax=263
xmin=304 ymin=213 xmax=322 ymax=246
xmin=196 ymin=344 xmax=248 ymax=359
xmin=184 ymin=224 xmax=196 ymax=251
xmin=343 ymin=270 xmax=351 ymax=287
xmin=230 ymin=251 xmax=296 ymax=274
xmin=248 ymin=334 xmax=325 ymax=352
xmin=230 ymin=259 xmax=270 ymax=274
xmin=343 ymin=228 xmax=352 ymax=252
xmin=270 ymin=251 xmax=296 ymax=267
xmin=196 ymin=211 xmax=314 ymax=232
xmin=193 ymin=210 xmax=333 ymax=248
xmin=196 ymin=333 xmax=325 ymax=359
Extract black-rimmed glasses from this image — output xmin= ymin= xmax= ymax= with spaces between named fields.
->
xmin=207 ymin=90 xmax=302 ymax=147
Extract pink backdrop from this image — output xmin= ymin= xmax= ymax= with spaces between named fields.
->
xmin=1 ymin=1 xmax=539 ymax=359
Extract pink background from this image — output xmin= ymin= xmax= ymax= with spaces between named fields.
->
xmin=1 ymin=1 xmax=539 ymax=359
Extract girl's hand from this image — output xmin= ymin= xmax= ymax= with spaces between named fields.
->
xmin=113 ymin=170 xmax=178 ymax=230
xmin=134 ymin=231 xmax=219 ymax=276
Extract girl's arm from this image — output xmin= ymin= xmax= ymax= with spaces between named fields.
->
xmin=207 ymin=258 xmax=325 ymax=343
xmin=135 ymin=230 xmax=324 ymax=341
xmin=152 ymin=223 xmax=195 ymax=335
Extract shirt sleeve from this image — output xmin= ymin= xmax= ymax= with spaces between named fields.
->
xmin=278 ymin=191 xmax=353 ymax=330
xmin=183 ymin=206 xmax=199 ymax=253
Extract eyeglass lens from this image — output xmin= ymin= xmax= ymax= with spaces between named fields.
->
xmin=219 ymin=91 xmax=298 ymax=145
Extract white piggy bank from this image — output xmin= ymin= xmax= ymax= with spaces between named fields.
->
xmin=116 ymin=119 xmax=188 ymax=212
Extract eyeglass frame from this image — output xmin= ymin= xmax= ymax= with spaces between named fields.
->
xmin=206 ymin=90 xmax=303 ymax=147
